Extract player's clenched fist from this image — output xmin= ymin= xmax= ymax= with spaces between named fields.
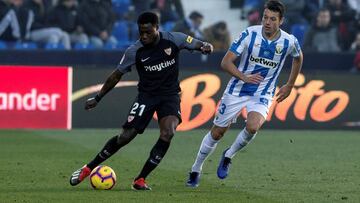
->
xmin=200 ymin=42 xmax=213 ymax=54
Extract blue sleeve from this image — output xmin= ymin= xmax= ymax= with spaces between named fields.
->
xmin=229 ymin=29 xmax=249 ymax=56
xmin=291 ymin=36 xmax=302 ymax=58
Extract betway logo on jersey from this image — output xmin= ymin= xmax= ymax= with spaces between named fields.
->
xmin=249 ymin=55 xmax=279 ymax=69
xmin=144 ymin=58 xmax=176 ymax=71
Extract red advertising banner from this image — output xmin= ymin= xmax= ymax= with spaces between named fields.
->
xmin=0 ymin=66 xmax=72 ymax=129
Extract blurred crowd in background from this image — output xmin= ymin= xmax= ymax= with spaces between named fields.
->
xmin=242 ymin=0 xmax=360 ymax=52
xmin=240 ymin=0 xmax=360 ymax=72
xmin=0 ymin=0 xmax=231 ymax=51
xmin=0 ymin=0 xmax=360 ymax=62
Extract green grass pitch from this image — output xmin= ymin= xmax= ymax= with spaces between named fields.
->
xmin=0 ymin=129 xmax=359 ymax=203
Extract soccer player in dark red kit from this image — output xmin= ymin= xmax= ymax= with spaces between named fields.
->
xmin=69 ymin=11 xmax=213 ymax=190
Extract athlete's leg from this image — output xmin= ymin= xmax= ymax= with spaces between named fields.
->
xmin=190 ymin=125 xmax=228 ymax=173
xmin=186 ymin=124 xmax=229 ymax=187
xmin=191 ymin=93 xmax=247 ymax=173
xmin=135 ymin=115 xmax=179 ymax=180
xmin=188 ymin=93 xmax=247 ymax=186
xmin=69 ymin=128 xmax=138 ymax=186
xmin=186 ymin=125 xmax=229 ymax=187
xmin=70 ymin=93 xmax=156 ymax=187
xmin=217 ymin=111 xmax=267 ymax=179
xmin=87 ymin=128 xmax=138 ymax=170
xmin=217 ymin=95 xmax=272 ymax=179
xmin=225 ymin=111 xmax=266 ymax=158
xmin=133 ymin=115 xmax=179 ymax=190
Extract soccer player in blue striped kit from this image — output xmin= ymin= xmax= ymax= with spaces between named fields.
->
xmin=187 ymin=0 xmax=303 ymax=187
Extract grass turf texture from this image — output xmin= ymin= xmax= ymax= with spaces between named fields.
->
xmin=0 ymin=129 xmax=359 ymax=203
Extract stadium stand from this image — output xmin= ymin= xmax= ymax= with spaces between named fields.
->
xmin=112 ymin=21 xmax=130 ymax=43
xmin=182 ymin=0 xmax=246 ymax=41
xmin=0 ymin=41 xmax=6 ymax=49
xmin=44 ymin=42 xmax=66 ymax=50
xmin=14 ymin=42 xmax=38 ymax=50
xmin=112 ymin=0 xmax=131 ymax=18
xmin=291 ymin=23 xmax=308 ymax=46
xmin=0 ymin=0 xmax=358 ymax=54
xmin=73 ymin=42 xmax=95 ymax=50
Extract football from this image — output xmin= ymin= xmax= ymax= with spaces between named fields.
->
xmin=89 ymin=165 xmax=117 ymax=190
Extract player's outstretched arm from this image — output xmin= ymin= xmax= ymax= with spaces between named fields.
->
xmin=221 ymin=51 xmax=263 ymax=84
xmin=85 ymin=69 xmax=124 ymax=110
xmin=276 ymin=51 xmax=303 ymax=103
xmin=170 ymin=32 xmax=213 ymax=54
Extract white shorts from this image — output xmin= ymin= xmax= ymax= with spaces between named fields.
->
xmin=213 ymin=93 xmax=273 ymax=127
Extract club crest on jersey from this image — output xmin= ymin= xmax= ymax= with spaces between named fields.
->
xmin=127 ymin=115 xmax=135 ymax=123
xmin=275 ymin=45 xmax=283 ymax=55
xmin=164 ymin=47 xmax=172 ymax=55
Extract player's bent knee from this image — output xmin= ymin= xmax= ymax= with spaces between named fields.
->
xmin=117 ymin=128 xmax=137 ymax=144
xmin=117 ymin=134 xmax=132 ymax=145
xmin=247 ymin=128 xmax=258 ymax=135
xmin=160 ymin=128 xmax=175 ymax=142
xmin=160 ymin=133 xmax=174 ymax=143
xmin=245 ymin=124 xmax=259 ymax=135
xmin=211 ymin=125 xmax=227 ymax=140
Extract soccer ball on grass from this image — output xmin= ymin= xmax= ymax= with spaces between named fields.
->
xmin=90 ymin=165 xmax=116 ymax=190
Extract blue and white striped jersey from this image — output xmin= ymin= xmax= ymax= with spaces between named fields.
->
xmin=225 ymin=25 xmax=301 ymax=98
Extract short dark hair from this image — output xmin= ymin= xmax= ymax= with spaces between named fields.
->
xmin=189 ymin=11 xmax=203 ymax=20
xmin=264 ymin=0 xmax=285 ymax=19
xmin=137 ymin=12 xmax=159 ymax=25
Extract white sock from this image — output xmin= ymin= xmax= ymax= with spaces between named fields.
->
xmin=225 ymin=128 xmax=256 ymax=158
xmin=191 ymin=131 xmax=218 ymax=172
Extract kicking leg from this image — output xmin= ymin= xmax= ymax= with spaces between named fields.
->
xmin=70 ymin=128 xmax=138 ymax=186
xmin=132 ymin=115 xmax=179 ymax=190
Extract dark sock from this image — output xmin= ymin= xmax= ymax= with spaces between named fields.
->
xmin=87 ymin=136 xmax=121 ymax=170
xmin=136 ymin=138 xmax=170 ymax=180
